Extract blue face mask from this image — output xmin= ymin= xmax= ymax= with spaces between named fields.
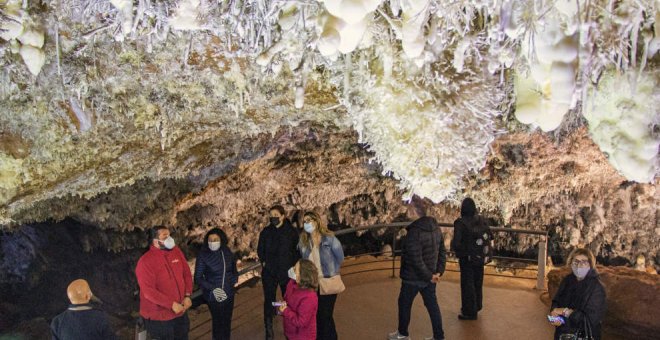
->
xmin=303 ymin=222 xmax=315 ymax=233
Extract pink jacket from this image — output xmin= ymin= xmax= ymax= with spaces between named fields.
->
xmin=282 ymin=280 xmax=318 ymax=340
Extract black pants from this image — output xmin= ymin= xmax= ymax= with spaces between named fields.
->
xmin=397 ymin=281 xmax=444 ymax=339
xmin=458 ymin=257 xmax=484 ymax=317
xmin=144 ymin=313 xmax=189 ymax=340
xmin=317 ymin=292 xmax=338 ymax=340
xmin=262 ymin=270 xmax=288 ymax=320
xmin=208 ymin=297 xmax=235 ymax=340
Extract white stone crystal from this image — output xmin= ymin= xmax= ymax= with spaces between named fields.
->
xmin=19 ymin=44 xmax=46 ymax=76
xmin=169 ymin=0 xmax=202 ymax=30
xmin=110 ymin=0 xmax=135 ymax=35
xmin=0 ymin=18 xmax=24 ymax=41
xmin=583 ymin=70 xmax=660 ymax=183
xmin=17 ymin=29 xmax=44 ymax=48
xmin=322 ymin=0 xmax=382 ymax=25
xmin=294 ymin=86 xmax=305 ymax=109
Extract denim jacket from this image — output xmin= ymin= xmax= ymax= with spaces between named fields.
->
xmin=299 ymin=235 xmax=344 ymax=278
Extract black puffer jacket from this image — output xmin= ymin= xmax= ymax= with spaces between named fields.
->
xmin=257 ymin=219 xmax=300 ymax=280
xmin=195 ymin=245 xmax=238 ymax=302
xmin=400 ymin=216 xmax=447 ymax=283
xmin=551 ymin=269 xmax=606 ymax=340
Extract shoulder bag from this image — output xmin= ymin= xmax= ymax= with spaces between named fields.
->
xmin=319 ymin=274 xmax=345 ymax=295
xmin=211 ymin=251 xmax=228 ymax=302
xmin=559 ymin=314 xmax=594 ymax=340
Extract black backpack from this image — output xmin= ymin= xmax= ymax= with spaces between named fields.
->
xmin=465 ymin=218 xmax=494 ymax=265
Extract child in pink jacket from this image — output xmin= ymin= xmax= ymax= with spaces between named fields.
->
xmin=277 ymin=259 xmax=319 ymax=340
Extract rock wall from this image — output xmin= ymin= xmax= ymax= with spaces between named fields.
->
xmin=0 ymin=126 xmax=657 ymax=337
xmin=4 ymin=127 xmax=657 ymax=264
xmin=0 ymin=219 xmax=145 ymax=337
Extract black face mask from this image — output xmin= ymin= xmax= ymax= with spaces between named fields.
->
xmin=270 ymin=217 xmax=281 ymax=226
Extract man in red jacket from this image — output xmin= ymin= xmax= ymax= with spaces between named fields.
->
xmin=136 ymin=226 xmax=193 ymax=340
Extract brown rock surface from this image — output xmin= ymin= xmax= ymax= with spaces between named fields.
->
xmin=548 ymin=266 xmax=660 ymax=339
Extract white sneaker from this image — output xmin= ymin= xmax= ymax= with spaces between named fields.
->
xmin=387 ymin=331 xmax=410 ymax=340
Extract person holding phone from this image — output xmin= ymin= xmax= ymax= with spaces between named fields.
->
xmin=277 ymin=259 xmax=319 ymax=340
xmin=549 ymin=248 xmax=606 ymax=340
xmin=258 ymin=205 xmax=300 ymax=339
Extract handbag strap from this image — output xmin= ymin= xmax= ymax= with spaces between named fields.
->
xmin=583 ymin=314 xmax=593 ymax=339
xmin=220 ymin=249 xmax=226 ymax=289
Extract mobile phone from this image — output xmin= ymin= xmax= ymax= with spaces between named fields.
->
xmin=272 ymin=302 xmax=284 ymax=307
xmin=547 ymin=315 xmax=564 ymax=324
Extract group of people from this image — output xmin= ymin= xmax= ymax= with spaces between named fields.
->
xmin=257 ymin=206 xmax=345 ymax=340
xmin=387 ymin=197 xmax=492 ymax=340
xmin=49 ymin=199 xmax=607 ymax=340
xmin=130 ymin=205 xmax=345 ymax=340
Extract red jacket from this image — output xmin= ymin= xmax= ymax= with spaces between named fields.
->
xmin=282 ymin=280 xmax=318 ymax=340
xmin=136 ymin=245 xmax=193 ymax=321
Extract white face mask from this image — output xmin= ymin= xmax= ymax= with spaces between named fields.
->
xmin=303 ymin=222 xmax=315 ymax=234
xmin=288 ymin=267 xmax=297 ymax=281
xmin=162 ymin=236 xmax=175 ymax=250
xmin=208 ymin=241 xmax=221 ymax=251
xmin=572 ymin=266 xmax=590 ymax=279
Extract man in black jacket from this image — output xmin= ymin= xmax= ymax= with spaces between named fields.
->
xmin=50 ymin=279 xmax=117 ymax=340
xmin=257 ymin=205 xmax=300 ymax=340
xmin=388 ymin=216 xmax=447 ymax=340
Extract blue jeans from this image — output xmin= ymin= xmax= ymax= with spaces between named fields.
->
xmin=397 ymin=281 xmax=444 ymax=339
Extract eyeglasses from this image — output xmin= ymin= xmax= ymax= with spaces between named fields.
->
xmin=571 ymin=260 xmax=590 ymax=268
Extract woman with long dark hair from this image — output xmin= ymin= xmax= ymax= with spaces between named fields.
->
xmin=298 ymin=212 xmax=344 ymax=340
xmin=194 ymin=228 xmax=238 ymax=340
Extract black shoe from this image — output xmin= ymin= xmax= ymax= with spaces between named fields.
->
xmin=458 ymin=314 xmax=477 ymax=320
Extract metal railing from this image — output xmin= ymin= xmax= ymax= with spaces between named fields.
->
xmin=334 ymin=222 xmax=549 ymax=290
xmin=190 ymin=262 xmax=262 ymax=301
xmin=191 ymin=221 xmax=549 ymax=300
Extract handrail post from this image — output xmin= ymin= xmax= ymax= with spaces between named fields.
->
xmin=391 ymin=230 xmax=397 ymax=278
xmin=536 ymin=234 xmax=547 ymax=290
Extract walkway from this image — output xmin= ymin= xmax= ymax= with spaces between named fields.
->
xmin=189 ymin=257 xmax=560 ymax=339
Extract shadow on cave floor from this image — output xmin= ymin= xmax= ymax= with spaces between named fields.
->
xmin=189 ymin=257 xmax=625 ymax=340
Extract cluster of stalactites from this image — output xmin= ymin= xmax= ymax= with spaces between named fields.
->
xmin=2 ymin=0 xmax=657 ymax=210
xmin=1 ymin=0 xmax=46 ymax=75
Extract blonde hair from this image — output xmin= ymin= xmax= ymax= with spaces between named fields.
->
xmin=299 ymin=211 xmax=334 ymax=250
xmin=297 ymin=259 xmax=319 ymax=290
xmin=566 ymin=248 xmax=597 ymax=270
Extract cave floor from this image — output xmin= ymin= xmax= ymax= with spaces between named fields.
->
xmin=188 ymin=257 xmax=625 ymax=340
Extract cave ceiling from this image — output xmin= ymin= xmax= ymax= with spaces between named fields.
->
xmin=0 ymin=0 xmax=658 ymax=230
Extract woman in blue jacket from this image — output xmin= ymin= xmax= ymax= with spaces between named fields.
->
xmin=299 ymin=211 xmax=344 ymax=340
xmin=195 ymin=228 xmax=238 ymax=340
